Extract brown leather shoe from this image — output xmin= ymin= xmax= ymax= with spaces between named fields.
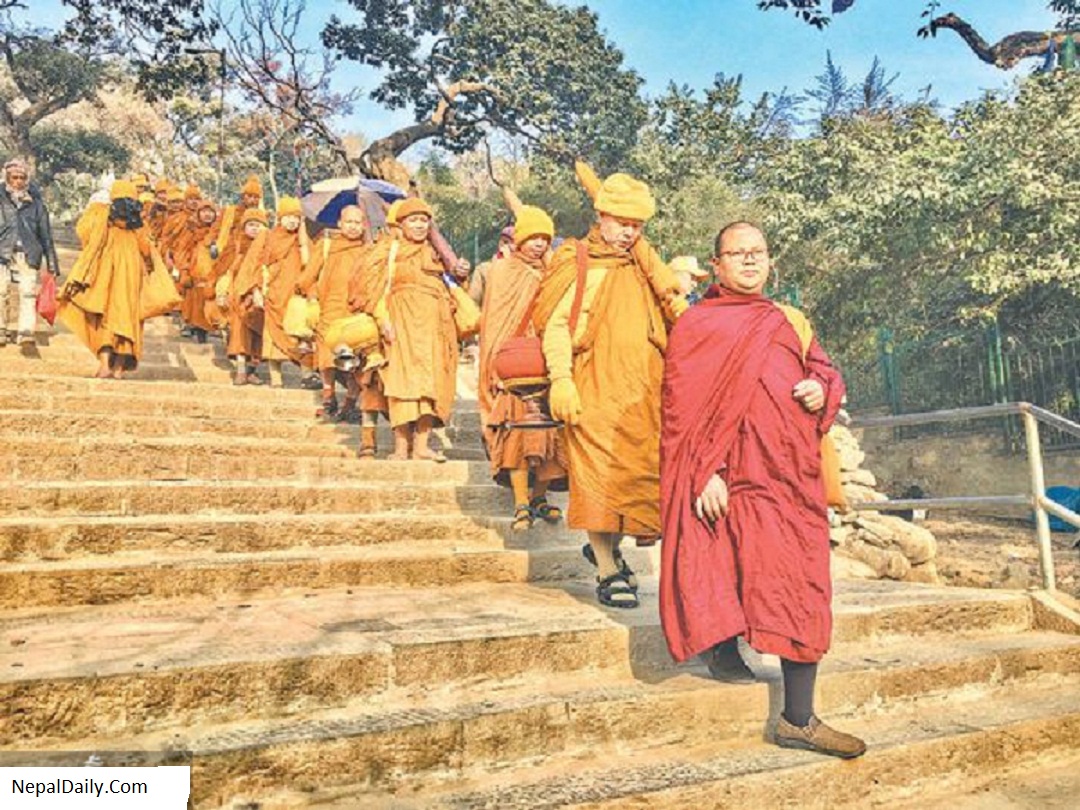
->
xmin=775 ymin=715 xmax=866 ymax=759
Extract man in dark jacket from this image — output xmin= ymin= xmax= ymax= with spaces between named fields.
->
xmin=0 ymin=158 xmax=60 ymax=345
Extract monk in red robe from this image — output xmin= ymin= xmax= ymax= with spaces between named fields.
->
xmin=659 ymin=221 xmax=865 ymax=759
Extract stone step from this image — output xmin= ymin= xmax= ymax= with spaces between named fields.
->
xmin=0 ymin=541 xmax=549 ymax=609
xmin=34 ymin=634 xmax=1080 ymax=807
xmin=0 ymin=582 xmax=1042 ymax=750
xmin=886 ymin=751 xmax=1080 ymax=810
xmin=0 ymin=530 xmax=629 ymax=608
xmin=0 ymin=410 xmax=486 ymax=448
xmin=0 ymin=355 xmax=215 ymax=382
xmin=1 ymin=373 xmax=481 ymax=414
xmin=0 ymin=512 xmax=516 ymax=560
xmin=0 ymin=479 xmax=503 ymax=518
xmin=0 ymin=436 xmax=489 ymax=481
xmin=329 ymin=677 xmax=1080 ymax=810
xmin=0 ymin=583 xmax=625 ymax=747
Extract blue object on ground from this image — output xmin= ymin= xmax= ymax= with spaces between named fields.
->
xmin=1044 ymin=485 xmax=1080 ymax=533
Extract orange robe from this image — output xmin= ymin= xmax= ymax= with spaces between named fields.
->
xmin=158 ymin=210 xmax=190 ymax=261
xmin=299 ymin=233 xmax=369 ymax=371
xmin=367 ymin=237 xmax=457 ymax=428
xmin=224 ymin=231 xmax=263 ymax=361
xmin=58 ymin=218 xmax=156 ymax=369
xmin=478 ymin=252 xmax=567 ymax=487
xmin=212 ymin=205 xmax=251 ymax=284
xmin=234 ymin=226 xmax=304 ymax=362
xmin=173 ymin=221 xmax=215 ymax=330
xmin=535 ymin=228 xmax=670 ymax=538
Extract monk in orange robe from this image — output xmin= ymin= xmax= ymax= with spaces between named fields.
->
xmin=479 ymin=205 xmax=567 ymax=530
xmin=212 ymin=175 xmax=263 ymax=276
xmin=659 ymin=221 xmax=865 ymax=759
xmin=234 ymin=196 xmax=308 ymax=387
xmin=223 ymin=208 xmax=269 ymax=385
xmin=154 ymin=187 xmax=184 ymax=247
xmin=361 ymin=198 xmax=456 ymax=462
xmin=534 ymin=172 xmax=688 ymax=608
xmin=298 ymin=205 xmax=370 ymax=420
xmin=175 ymin=199 xmax=218 ymax=341
xmin=346 ymin=201 xmax=401 ymax=457
xmin=57 ymin=180 xmax=164 ymax=379
xmin=145 ymin=180 xmax=172 ymax=243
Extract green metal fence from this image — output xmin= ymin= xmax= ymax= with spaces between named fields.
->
xmin=845 ymin=324 xmax=1080 ymax=451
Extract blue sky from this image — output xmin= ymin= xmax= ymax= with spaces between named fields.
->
xmin=32 ymin=0 xmax=1060 ymax=152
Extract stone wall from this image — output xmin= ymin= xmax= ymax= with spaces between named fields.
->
xmin=857 ymin=429 xmax=1080 ymax=499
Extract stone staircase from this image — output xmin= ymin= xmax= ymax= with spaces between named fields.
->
xmin=2 ymin=320 xmax=1080 ymax=809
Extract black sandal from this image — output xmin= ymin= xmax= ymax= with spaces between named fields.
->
xmin=529 ymin=496 xmax=563 ymax=524
xmin=511 ymin=504 xmax=534 ymax=532
xmin=596 ymin=572 xmax=639 ymax=609
xmin=582 ymin=544 xmax=639 ymax=590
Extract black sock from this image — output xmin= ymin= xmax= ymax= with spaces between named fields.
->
xmin=781 ymin=658 xmax=818 ymax=727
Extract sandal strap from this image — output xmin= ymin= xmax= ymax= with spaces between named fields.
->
xmin=596 ymin=572 xmax=639 ymax=607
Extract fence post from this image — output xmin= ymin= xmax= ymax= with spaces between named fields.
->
xmin=1022 ymin=409 xmax=1056 ymax=591
xmin=878 ymin=327 xmax=900 ymax=416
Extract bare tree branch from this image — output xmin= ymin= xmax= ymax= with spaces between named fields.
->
xmin=926 ymin=13 xmax=1079 ymax=69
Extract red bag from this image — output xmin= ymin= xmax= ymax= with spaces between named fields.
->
xmin=36 ymin=272 xmax=57 ymax=325
xmin=493 ymin=242 xmax=589 ymax=383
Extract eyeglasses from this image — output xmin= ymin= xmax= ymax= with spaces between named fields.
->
xmin=718 ymin=248 xmax=768 ymax=262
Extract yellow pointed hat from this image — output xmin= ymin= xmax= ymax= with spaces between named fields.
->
xmin=594 ymin=173 xmax=655 ymax=222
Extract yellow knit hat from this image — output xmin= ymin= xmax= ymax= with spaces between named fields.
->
xmin=241 ymin=174 xmax=262 ymax=196
xmin=110 ymin=180 xmax=138 ymax=201
xmin=396 ymin=198 xmax=433 ymax=221
xmin=184 ymin=184 xmax=202 ymax=200
xmin=130 ymin=173 xmax=150 ymax=187
xmin=385 ymin=200 xmax=403 ymax=226
xmin=138 ymin=191 xmax=154 ymax=204
xmin=154 ymin=179 xmax=171 ymax=193
xmin=166 ymin=187 xmax=184 ymax=202
xmin=242 ymin=208 xmax=269 ymax=226
xmin=513 ymin=206 xmax=554 ymax=245
xmin=594 ymin=173 xmax=655 ymax=222
xmin=277 ymin=196 xmax=303 ymax=217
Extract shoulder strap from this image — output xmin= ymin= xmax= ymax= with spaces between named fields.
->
xmin=383 ymin=239 xmax=398 ymax=300
xmin=776 ymin=303 xmax=813 ymax=360
xmin=568 ymin=240 xmax=589 ymax=335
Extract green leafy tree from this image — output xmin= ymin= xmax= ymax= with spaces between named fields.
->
xmin=30 ymin=127 xmax=130 ymax=183
xmin=322 ymin=0 xmax=646 ymax=182
xmin=0 ymin=36 xmax=106 ymax=159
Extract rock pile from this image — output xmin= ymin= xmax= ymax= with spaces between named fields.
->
xmin=829 ymin=424 xmax=940 ymax=584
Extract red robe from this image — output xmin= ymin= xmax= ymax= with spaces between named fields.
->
xmin=659 ymin=287 xmax=845 ymax=664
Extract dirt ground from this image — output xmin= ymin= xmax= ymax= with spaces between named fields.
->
xmin=926 ymin=512 xmax=1079 ymax=599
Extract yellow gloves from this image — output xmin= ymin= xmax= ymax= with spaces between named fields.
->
xmin=667 ymin=294 xmax=690 ymax=321
xmin=549 ymin=377 xmax=583 ymax=426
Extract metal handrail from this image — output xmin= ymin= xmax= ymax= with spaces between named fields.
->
xmin=849 ymin=402 xmax=1080 ymax=592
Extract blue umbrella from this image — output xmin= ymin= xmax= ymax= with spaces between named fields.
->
xmin=301 ymin=177 xmax=407 ymax=233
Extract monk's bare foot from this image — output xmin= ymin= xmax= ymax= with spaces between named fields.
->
xmin=93 ymin=368 xmax=111 ymax=379
xmin=413 ymin=450 xmax=447 ymax=463
xmin=386 ymin=451 xmax=409 ymax=461
xmin=111 ymin=368 xmax=125 ymax=380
